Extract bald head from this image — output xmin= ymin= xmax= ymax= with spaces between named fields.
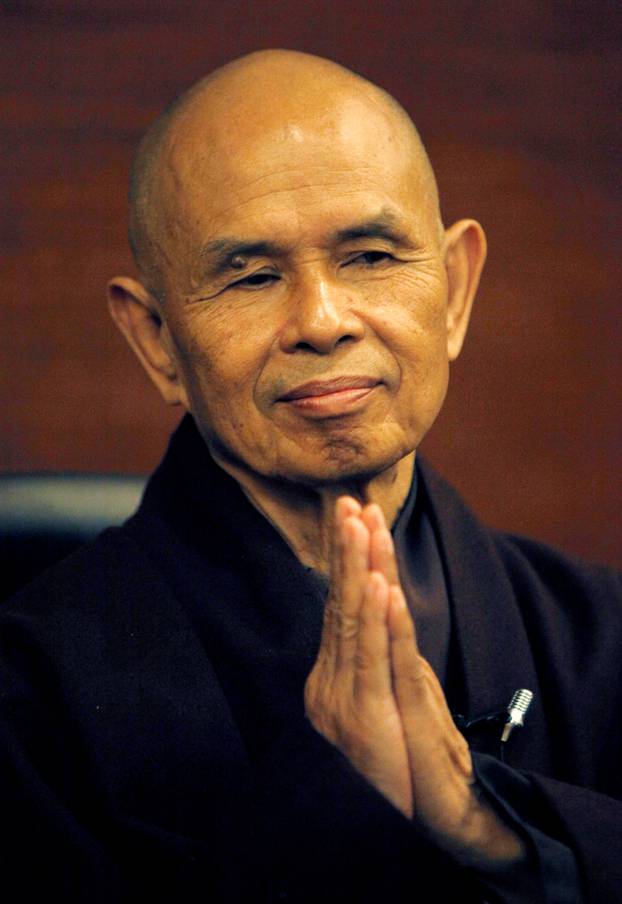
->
xmin=128 ymin=50 xmax=441 ymax=300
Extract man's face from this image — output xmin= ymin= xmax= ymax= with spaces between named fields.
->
xmin=156 ymin=96 xmax=454 ymax=485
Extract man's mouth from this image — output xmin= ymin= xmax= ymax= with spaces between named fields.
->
xmin=277 ymin=376 xmax=381 ymax=415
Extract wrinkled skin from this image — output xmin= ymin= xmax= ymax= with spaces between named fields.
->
xmin=109 ymin=49 xmax=521 ymax=865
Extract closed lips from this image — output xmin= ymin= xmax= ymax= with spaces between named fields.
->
xmin=279 ymin=377 xmax=380 ymax=401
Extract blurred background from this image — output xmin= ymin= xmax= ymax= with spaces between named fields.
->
xmin=1 ymin=0 xmax=620 ymax=566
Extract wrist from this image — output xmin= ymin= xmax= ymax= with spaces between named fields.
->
xmin=448 ymin=784 xmax=527 ymax=869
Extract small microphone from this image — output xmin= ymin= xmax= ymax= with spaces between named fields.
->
xmin=501 ymin=688 xmax=534 ymax=743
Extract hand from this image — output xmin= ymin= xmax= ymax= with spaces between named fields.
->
xmin=304 ymin=498 xmax=525 ymax=865
xmin=305 ymin=496 xmax=413 ymax=816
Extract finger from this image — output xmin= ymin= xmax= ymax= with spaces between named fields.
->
xmin=336 ymin=495 xmax=362 ymax=525
xmin=332 ymin=515 xmax=371 ymax=669
xmin=388 ymin=587 xmax=459 ymax=738
xmin=330 ymin=496 xmax=363 ymax=589
xmin=322 ymin=514 xmax=369 ymax=671
xmin=353 ymin=571 xmax=392 ymax=699
xmin=363 ymin=504 xmax=400 ymax=585
xmin=322 ymin=499 xmax=362 ymax=670
xmin=361 ymin=501 xmax=385 ymax=538
xmin=387 ymin=585 xmax=425 ymax=695
xmin=370 ymin=522 xmax=400 ymax=586
xmin=388 ymin=588 xmax=475 ymax=842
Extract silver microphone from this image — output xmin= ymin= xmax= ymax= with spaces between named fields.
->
xmin=501 ymin=688 xmax=534 ymax=743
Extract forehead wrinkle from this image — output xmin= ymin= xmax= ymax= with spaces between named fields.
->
xmin=207 ymin=165 xmax=394 ymax=213
xmin=128 ymin=50 xmax=443 ymax=297
xmin=169 ymin=167 xmax=438 ymax=292
xmin=207 ymin=206 xmax=419 ymax=253
xmin=199 ymin=179 xmax=418 ymax=235
xmin=168 ymin=115 xmax=423 ymax=226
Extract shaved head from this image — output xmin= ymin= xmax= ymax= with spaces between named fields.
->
xmin=111 ymin=47 xmax=485 ymax=492
xmin=128 ymin=49 xmax=441 ymax=300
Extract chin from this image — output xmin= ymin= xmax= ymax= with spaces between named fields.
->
xmin=274 ymin=435 xmax=412 ymax=487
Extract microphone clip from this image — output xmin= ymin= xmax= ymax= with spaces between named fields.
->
xmin=453 ymin=688 xmax=534 ymax=748
xmin=501 ymin=688 xmax=534 ymax=743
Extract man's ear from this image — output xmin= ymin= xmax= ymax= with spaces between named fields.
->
xmin=443 ymin=219 xmax=487 ymax=361
xmin=107 ymin=276 xmax=188 ymax=407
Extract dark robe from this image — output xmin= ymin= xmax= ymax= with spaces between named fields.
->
xmin=1 ymin=416 xmax=621 ymax=902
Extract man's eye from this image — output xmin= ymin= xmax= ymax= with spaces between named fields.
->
xmin=348 ymin=251 xmax=393 ymax=267
xmin=230 ymin=271 xmax=279 ymax=290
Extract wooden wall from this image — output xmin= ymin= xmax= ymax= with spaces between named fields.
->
xmin=2 ymin=1 xmax=620 ymax=567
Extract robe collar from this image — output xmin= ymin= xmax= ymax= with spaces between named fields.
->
xmin=137 ymin=415 xmax=551 ymax=771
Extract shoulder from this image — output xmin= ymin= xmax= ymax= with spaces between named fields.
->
xmin=0 ymin=519 xmax=182 ymax=687
xmin=416 ymin=455 xmax=622 ymax=626
xmin=2 ymin=519 xmax=155 ymax=618
xmin=491 ymin=529 xmax=621 ymax=605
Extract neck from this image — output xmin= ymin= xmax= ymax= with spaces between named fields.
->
xmin=208 ymin=449 xmax=416 ymax=575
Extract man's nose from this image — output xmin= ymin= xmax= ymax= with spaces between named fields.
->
xmin=278 ymin=274 xmax=365 ymax=355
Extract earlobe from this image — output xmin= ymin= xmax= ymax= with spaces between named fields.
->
xmin=443 ymin=220 xmax=487 ymax=361
xmin=107 ymin=276 xmax=188 ymax=407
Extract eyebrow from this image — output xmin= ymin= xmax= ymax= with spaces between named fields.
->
xmin=333 ymin=212 xmax=410 ymax=245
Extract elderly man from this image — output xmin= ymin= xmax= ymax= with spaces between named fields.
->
xmin=2 ymin=50 xmax=620 ymax=902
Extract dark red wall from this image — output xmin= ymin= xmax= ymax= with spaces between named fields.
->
xmin=2 ymin=1 xmax=621 ymax=566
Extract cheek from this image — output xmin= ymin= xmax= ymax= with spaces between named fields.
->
xmin=364 ymin=276 xmax=450 ymax=423
xmin=171 ymin=308 xmax=274 ymax=415
xmin=367 ymin=277 xmax=449 ymax=373
xmin=365 ymin=264 xmax=447 ymax=326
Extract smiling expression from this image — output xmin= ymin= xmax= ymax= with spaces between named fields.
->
xmin=131 ymin=58 xmax=476 ymax=486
